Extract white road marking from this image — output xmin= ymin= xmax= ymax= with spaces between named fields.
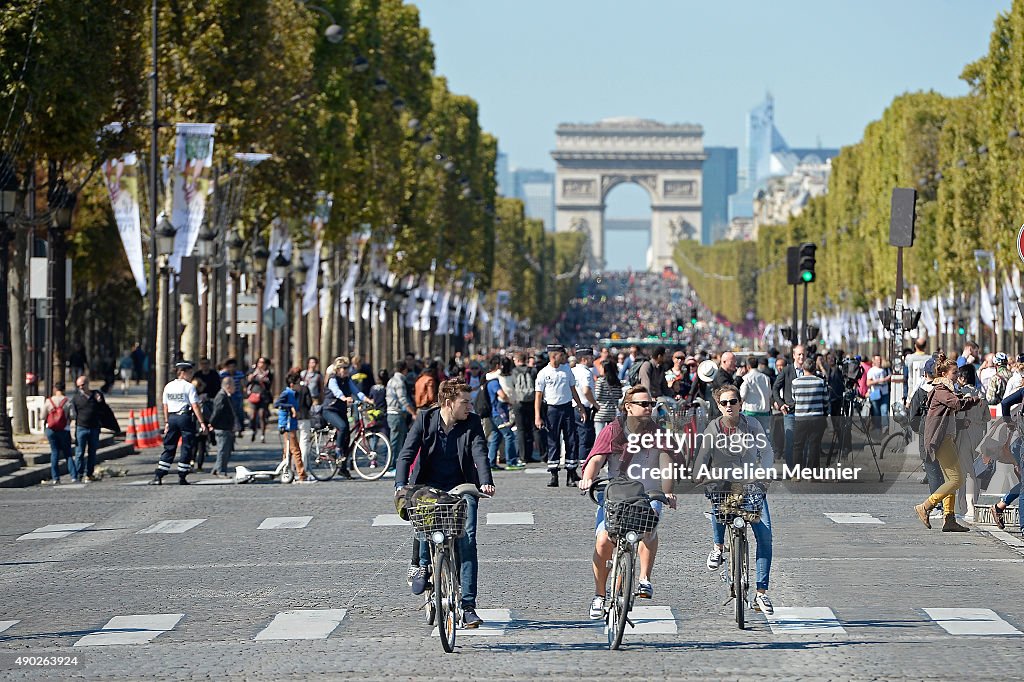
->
xmin=17 ymin=523 xmax=94 ymax=541
xmin=0 ymin=620 xmax=19 ymax=634
xmin=602 ymin=606 xmax=676 ymax=635
xmin=765 ymin=607 xmax=847 ymax=634
xmin=988 ymin=529 xmax=1024 ymax=548
xmin=924 ymin=608 xmax=1023 ymax=636
xmin=254 ymin=609 xmax=347 ymax=640
xmin=52 ymin=483 xmax=86 ymax=490
xmin=258 ymin=516 xmax=313 ymax=530
xmin=73 ymin=613 xmax=184 ymax=646
xmin=431 ymin=608 xmax=510 ymax=637
xmin=486 ymin=512 xmax=534 ymax=525
xmin=372 ymin=514 xmax=410 ymax=526
xmin=824 ymin=513 xmax=884 ymax=524
xmin=524 ymin=468 xmax=550 ymax=475
xmin=121 ymin=480 xmax=154 ymax=486
xmin=194 ymin=479 xmax=233 ymax=485
xmin=137 ymin=519 xmax=206 ymax=534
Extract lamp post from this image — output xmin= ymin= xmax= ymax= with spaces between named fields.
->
xmin=47 ymin=182 xmax=75 ymax=393
xmin=0 ymin=163 xmax=22 ymax=461
xmin=273 ymin=249 xmax=289 ymax=393
xmin=196 ymin=222 xmax=217 ymax=360
xmin=226 ymin=230 xmax=245 ymax=361
xmin=253 ymin=239 xmax=270 ymax=364
xmin=293 ymin=255 xmax=309 ymax=368
xmin=154 ymin=214 xmax=176 ymax=393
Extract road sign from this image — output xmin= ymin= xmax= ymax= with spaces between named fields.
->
xmin=264 ymin=307 xmax=286 ymax=330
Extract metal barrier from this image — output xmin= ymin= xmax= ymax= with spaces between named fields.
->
xmin=5 ymin=396 xmax=45 ymax=435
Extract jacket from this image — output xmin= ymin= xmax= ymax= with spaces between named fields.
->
xmin=395 ymin=406 xmax=493 ymax=489
xmin=210 ymin=389 xmax=239 ymax=431
xmin=772 ymin=366 xmax=799 ymax=411
xmin=739 ymin=369 xmax=772 ymax=414
xmin=923 ymin=379 xmax=976 ymax=460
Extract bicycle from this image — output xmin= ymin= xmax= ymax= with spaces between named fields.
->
xmin=306 ymin=403 xmax=393 ymax=481
xmin=703 ymin=480 xmax=765 ymax=630
xmin=405 ymin=483 xmax=490 ymax=653
xmin=585 ymin=477 xmax=669 ymax=650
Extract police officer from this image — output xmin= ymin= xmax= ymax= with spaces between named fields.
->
xmin=534 ymin=343 xmax=587 ymax=488
xmin=151 ymin=361 xmax=210 ymax=485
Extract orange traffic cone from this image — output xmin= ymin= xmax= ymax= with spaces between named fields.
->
xmin=125 ymin=410 xmax=137 ymax=450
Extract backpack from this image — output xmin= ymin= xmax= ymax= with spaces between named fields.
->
xmin=625 ymin=359 xmax=647 ymax=387
xmin=908 ymin=387 xmax=932 ymax=434
xmin=512 ymin=368 xmax=534 ymax=404
xmin=45 ymin=397 xmax=68 ymax=431
xmin=985 ymin=371 xmax=1008 ymax=405
xmin=474 ymin=379 xmax=494 ymax=416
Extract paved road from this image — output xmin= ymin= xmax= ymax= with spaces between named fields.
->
xmin=0 ymin=438 xmax=1021 ymax=680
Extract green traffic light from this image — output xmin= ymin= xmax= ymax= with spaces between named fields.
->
xmin=676 ymin=325 xmax=683 ymax=332
xmin=800 ymin=271 xmax=813 ymax=282
xmin=690 ymin=318 xmax=697 ymax=325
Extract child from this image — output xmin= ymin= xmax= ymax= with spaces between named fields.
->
xmin=275 ymin=372 xmax=306 ymax=482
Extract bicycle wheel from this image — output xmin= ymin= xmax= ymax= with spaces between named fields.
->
xmin=434 ymin=549 xmax=457 ymax=653
xmin=352 ymin=432 xmax=392 ymax=480
xmin=732 ymin=531 xmax=747 ymax=630
xmin=307 ymin=432 xmax=337 ymax=482
xmin=880 ymin=432 xmax=909 ymax=462
xmin=608 ymin=548 xmax=633 ymax=650
xmin=424 ymin=590 xmax=436 ymax=626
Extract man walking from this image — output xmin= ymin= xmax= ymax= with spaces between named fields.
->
xmin=151 ymin=361 xmax=210 ymax=485
xmin=70 ymin=375 xmax=106 ymax=482
xmin=534 ymin=344 xmax=587 ymax=487
xmin=210 ymin=377 xmax=240 ymax=476
xmin=572 ymin=348 xmax=597 ymax=466
xmin=386 ymin=360 xmax=417 ymax=465
xmin=511 ymin=352 xmax=538 ymax=462
xmin=773 ymin=345 xmax=806 ymax=469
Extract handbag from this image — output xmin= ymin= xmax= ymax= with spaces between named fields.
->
xmin=247 ymin=391 xmax=262 ymax=406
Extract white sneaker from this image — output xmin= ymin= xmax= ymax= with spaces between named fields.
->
xmin=962 ymin=512 xmax=976 ymax=524
xmin=589 ymin=595 xmax=605 ymax=620
xmin=707 ymin=547 xmax=724 ymax=570
xmin=753 ymin=592 xmax=774 ymax=615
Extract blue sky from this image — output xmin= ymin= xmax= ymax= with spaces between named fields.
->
xmin=415 ymin=0 xmax=1011 ymax=267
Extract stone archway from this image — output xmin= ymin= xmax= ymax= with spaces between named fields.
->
xmin=552 ymin=117 xmax=705 ymax=271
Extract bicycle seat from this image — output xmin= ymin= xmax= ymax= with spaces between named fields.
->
xmin=447 ymin=483 xmax=492 ymax=499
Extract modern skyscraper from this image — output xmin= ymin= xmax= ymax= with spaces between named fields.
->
xmin=702 ymin=146 xmax=738 ymax=245
xmin=496 ymin=151 xmax=511 ymax=197
xmin=511 ymin=168 xmax=555 ymax=231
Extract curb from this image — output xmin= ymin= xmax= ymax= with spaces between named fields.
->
xmin=0 ymin=443 xmax=147 ymax=488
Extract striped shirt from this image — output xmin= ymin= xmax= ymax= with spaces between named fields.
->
xmin=593 ymin=378 xmax=623 ymax=422
xmin=792 ymin=374 xmax=828 ymax=416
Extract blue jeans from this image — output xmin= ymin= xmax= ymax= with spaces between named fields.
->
xmin=75 ymin=426 xmax=100 ymax=478
xmin=1001 ymin=387 xmax=1024 ymax=417
xmin=870 ymin=397 xmax=889 ymax=432
xmin=1000 ymin=438 xmax=1024 ymax=529
xmin=322 ymin=408 xmax=350 ymax=459
xmin=487 ymin=421 xmax=520 ymax=466
xmin=783 ymin=413 xmax=795 ymax=468
xmin=418 ymin=494 xmax=479 ymax=608
xmin=711 ymin=498 xmax=773 ymax=591
xmin=387 ymin=414 xmax=408 ymax=469
xmin=45 ymin=428 xmax=74 ymax=482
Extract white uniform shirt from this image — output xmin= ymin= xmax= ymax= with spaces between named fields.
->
xmin=163 ymin=379 xmax=200 ymax=414
xmin=572 ymin=365 xmax=596 ymax=408
xmin=535 ymin=363 xmax=576 ymax=406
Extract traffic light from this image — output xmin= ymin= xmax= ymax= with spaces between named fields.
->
xmin=957 ymin=319 xmax=966 ymax=335
xmin=798 ymin=242 xmax=817 ymax=283
xmin=675 ymin=317 xmax=684 ymax=332
xmin=690 ymin=307 xmax=698 ymax=325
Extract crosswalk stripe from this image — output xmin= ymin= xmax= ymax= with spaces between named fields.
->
xmin=17 ymin=523 xmax=94 ymax=541
xmin=824 ymin=513 xmax=884 ymax=524
xmin=924 ymin=608 xmax=1023 ymax=636
xmin=600 ymin=606 xmax=676 ymax=634
xmin=372 ymin=514 xmax=410 ymax=526
xmin=137 ymin=519 xmax=206 ymax=534
xmin=0 ymin=620 xmax=19 ymax=634
xmin=73 ymin=614 xmax=184 ymax=646
xmin=254 ymin=609 xmax=347 ymax=640
xmin=765 ymin=607 xmax=847 ymax=634
xmin=258 ymin=516 xmax=313 ymax=530
xmin=431 ymin=608 xmax=510 ymax=637
xmin=486 ymin=512 xmax=534 ymax=525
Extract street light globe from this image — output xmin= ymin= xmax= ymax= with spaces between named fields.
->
xmin=324 ymin=23 xmax=344 ymax=43
xmin=197 ymin=221 xmax=217 ymax=260
xmin=273 ymin=250 xmax=289 ymax=280
xmin=373 ymin=76 xmax=388 ymax=93
xmin=254 ymin=239 xmax=271 ymax=269
xmin=227 ymin=230 xmax=245 ymax=266
xmin=156 ymin=214 xmax=177 ymax=257
xmin=352 ymin=55 xmax=370 ymax=73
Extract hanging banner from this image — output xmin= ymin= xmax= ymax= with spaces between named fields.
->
xmin=169 ymin=123 xmax=215 ymax=273
xmin=302 ymin=192 xmax=332 ymax=315
xmin=100 ymin=123 xmax=147 ymax=296
xmin=417 ymin=260 xmax=437 ymax=332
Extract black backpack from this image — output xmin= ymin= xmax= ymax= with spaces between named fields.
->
xmin=908 ymin=386 xmax=932 ymax=434
xmin=474 ymin=379 xmax=494 ymax=416
xmin=625 ymin=360 xmax=647 ymax=387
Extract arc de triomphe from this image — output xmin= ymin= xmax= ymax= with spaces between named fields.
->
xmin=551 ymin=117 xmax=705 ymax=271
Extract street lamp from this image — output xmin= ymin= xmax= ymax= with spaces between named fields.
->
xmin=226 ymin=229 xmax=245 ymax=361
xmin=156 ymin=214 xmax=177 ymax=258
xmin=253 ymin=238 xmax=270 ymax=363
xmin=293 ymin=255 xmax=309 ymax=367
xmin=47 ymin=182 xmax=75 ymax=393
xmin=155 ymin=214 xmax=177 ymax=392
xmin=196 ymin=222 xmax=217 ymax=358
xmin=0 ymin=163 xmax=22 ymax=461
xmin=273 ymin=249 xmax=289 ymax=280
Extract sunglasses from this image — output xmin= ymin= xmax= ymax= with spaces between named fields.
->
xmin=718 ymin=398 xmax=739 ymax=406
xmin=629 ymin=400 xmax=656 ymax=408
xmin=673 ymin=356 xmax=684 ymax=361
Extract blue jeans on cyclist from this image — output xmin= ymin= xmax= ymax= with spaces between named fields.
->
xmin=417 ymin=494 xmax=479 ymax=609
xmin=322 ymin=407 xmax=350 ymax=460
xmin=711 ymin=498 xmax=773 ymax=591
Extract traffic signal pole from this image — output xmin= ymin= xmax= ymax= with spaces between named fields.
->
xmin=792 ymin=284 xmax=799 ymax=346
xmin=802 ymin=282 xmax=809 ymax=346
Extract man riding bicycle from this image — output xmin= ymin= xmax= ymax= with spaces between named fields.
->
xmin=692 ymin=383 xmax=776 ymax=615
xmin=395 ymin=378 xmax=495 ymax=629
xmin=578 ymin=385 xmax=677 ymax=619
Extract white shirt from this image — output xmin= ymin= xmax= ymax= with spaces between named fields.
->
xmin=1004 ymin=371 xmax=1023 ymax=400
xmin=866 ymin=366 xmax=889 ymax=397
xmin=571 ymin=365 xmax=596 ymax=408
xmin=535 ymin=363 xmax=576 ymax=406
xmin=163 ymin=379 xmax=200 ymax=414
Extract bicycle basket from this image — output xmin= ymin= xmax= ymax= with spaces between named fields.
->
xmin=705 ymin=483 xmax=764 ymax=525
xmin=407 ymin=494 xmax=467 ymax=540
xmin=603 ymin=498 xmax=659 ymax=537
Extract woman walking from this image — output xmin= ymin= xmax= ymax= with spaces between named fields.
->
xmin=43 ymin=381 xmax=75 ymax=484
xmin=593 ymin=358 xmax=623 ymax=438
xmin=915 ymin=355 xmax=981 ymax=532
xmin=246 ymin=357 xmax=274 ymax=443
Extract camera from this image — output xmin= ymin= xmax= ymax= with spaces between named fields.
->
xmin=842 ymin=358 xmax=863 ymax=388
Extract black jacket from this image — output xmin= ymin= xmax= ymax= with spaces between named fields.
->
xmin=395 ymin=406 xmax=493 ymax=489
xmin=772 ymin=366 xmax=799 ymax=411
xmin=210 ymin=390 xmax=238 ymax=431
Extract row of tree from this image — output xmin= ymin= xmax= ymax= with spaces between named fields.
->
xmin=676 ymin=1 xmax=1024 ymax=328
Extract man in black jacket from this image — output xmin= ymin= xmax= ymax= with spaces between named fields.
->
xmin=210 ymin=377 xmax=240 ymax=476
xmin=395 ymin=378 xmax=494 ymax=628
xmin=70 ymin=375 xmax=106 ymax=482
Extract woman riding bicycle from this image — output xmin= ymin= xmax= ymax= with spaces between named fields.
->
xmin=322 ymin=357 xmax=373 ymax=479
xmin=578 ymin=385 xmax=677 ymax=619
xmin=692 ymin=383 xmax=776 ymax=615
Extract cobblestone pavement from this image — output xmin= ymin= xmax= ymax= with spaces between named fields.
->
xmin=0 ymin=437 xmax=1021 ymax=680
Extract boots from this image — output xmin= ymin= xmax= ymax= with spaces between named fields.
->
xmin=178 ymin=474 xmax=190 ymax=485
xmin=547 ymin=470 xmax=559 ymax=488
xmin=914 ymin=502 xmax=933 ymax=529
xmin=566 ymin=468 xmax=580 ymax=487
xmin=942 ymin=514 xmax=970 ymax=532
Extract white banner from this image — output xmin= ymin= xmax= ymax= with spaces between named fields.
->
xmin=263 ymin=218 xmax=291 ymax=310
xmin=169 ymin=123 xmax=215 ymax=273
xmin=100 ymin=124 xmax=147 ymax=296
xmin=302 ymin=193 xmax=330 ymax=315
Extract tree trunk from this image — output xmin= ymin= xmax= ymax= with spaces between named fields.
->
xmin=319 ymin=257 xmax=334 ymax=363
xmin=180 ymin=293 xmax=197 ymax=362
xmin=9 ymin=225 xmax=29 ymax=434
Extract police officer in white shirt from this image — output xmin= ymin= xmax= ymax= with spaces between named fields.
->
xmin=534 ymin=344 xmax=587 ymax=488
xmin=151 ymin=361 xmax=210 ymax=485
xmin=572 ymin=348 xmax=598 ymax=471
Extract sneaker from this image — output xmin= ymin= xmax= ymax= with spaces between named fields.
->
xmin=589 ymin=595 xmax=605 ymax=620
xmin=338 ymin=467 xmax=352 ymax=480
xmin=505 ymin=463 xmax=526 ymax=471
xmin=547 ymin=471 xmax=559 ymax=488
xmin=992 ymin=504 xmax=1006 ymax=530
xmin=211 ymin=470 xmax=220 ymax=477
xmin=406 ymin=565 xmax=419 ymax=587
xmin=382 ymin=470 xmax=396 ymax=479
xmin=962 ymin=512 xmax=976 ymax=524
xmin=489 ymin=464 xmax=505 ymax=471
xmin=462 ymin=607 xmax=483 ymax=629
xmin=410 ymin=567 xmax=429 ymax=595
xmin=637 ymin=580 xmax=653 ymax=599
xmin=707 ymin=547 xmax=724 ymax=570
xmin=753 ymin=592 xmax=774 ymax=615
xmin=914 ymin=503 xmax=932 ymax=529
xmin=83 ymin=475 xmax=94 ymax=483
